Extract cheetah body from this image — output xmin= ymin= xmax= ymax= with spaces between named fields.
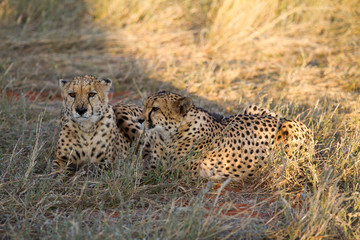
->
xmin=141 ymin=91 xmax=313 ymax=182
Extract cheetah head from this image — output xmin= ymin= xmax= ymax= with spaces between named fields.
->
xmin=139 ymin=91 xmax=193 ymax=140
xmin=59 ymin=75 xmax=111 ymax=125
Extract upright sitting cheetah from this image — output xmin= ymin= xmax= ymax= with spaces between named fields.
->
xmin=139 ymin=91 xmax=313 ymax=182
xmin=53 ymin=75 xmax=141 ymax=175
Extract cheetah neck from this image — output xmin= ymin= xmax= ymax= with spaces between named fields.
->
xmin=78 ymin=120 xmax=97 ymax=133
xmin=169 ymin=108 xmax=224 ymax=155
xmin=182 ymin=107 xmax=224 ymax=131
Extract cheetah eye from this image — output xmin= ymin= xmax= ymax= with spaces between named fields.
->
xmin=152 ymin=107 xmax=160 ymax=112
xmin=69 ymin=92 xmax=76 ymax=98
xmin=88 ymin=92 xmax=96 ymax=98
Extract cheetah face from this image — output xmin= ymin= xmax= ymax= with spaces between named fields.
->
xmin=59 ymin=75 xmax=111 ymax=124
xmin=140 ymin=91 xmax=193 ymax=140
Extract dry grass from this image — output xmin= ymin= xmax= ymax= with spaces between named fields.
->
xmin=1 ymin=0 xmax=360 ymax=239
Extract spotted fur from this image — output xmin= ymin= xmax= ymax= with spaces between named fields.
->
xmin=243 ymin=104 xmax=280 ymax=118
xmin=52 ymin=75 xmax=141 ymax=175
xmin=140 ymin=91 xmax=313 ymax=182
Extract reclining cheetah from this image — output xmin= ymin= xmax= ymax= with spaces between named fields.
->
xmin=139 ymin=91 xmax=313 ymax=182
xmin=52 ymin=75 xmax=141 ymax=176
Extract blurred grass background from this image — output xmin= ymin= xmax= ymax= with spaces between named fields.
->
xmin=1 ymin=0 xmax=359 ymax=105
xmin=0 ymin=0 xmax=360 ymax=239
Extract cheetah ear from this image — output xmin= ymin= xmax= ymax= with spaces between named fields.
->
xmin=102 ymin=78 xmax=112 ymax=85
xmin=59 ymin=79 xmax=69 ymax=88
xmin=176 ymin=97 xmax=193 ymax=115
xmin=100 ymin=78 xmax=112 ymax=91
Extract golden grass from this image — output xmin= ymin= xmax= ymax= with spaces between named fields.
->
xmin=1 ymin=0 xmax=360 ymax=239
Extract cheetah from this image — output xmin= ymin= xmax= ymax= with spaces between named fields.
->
xmin=52 ymin=75 xmax=141 ymax=176
xmin=139 ymin=91 xmax=313 ymax=182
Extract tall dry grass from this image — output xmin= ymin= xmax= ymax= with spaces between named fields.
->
xmin=1 ymin=0 xmax=360 ymax=239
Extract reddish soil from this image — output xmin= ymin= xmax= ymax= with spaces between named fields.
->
xmin=105 ymin=185 xmax=282 ymax=223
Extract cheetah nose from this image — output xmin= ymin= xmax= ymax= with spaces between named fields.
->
xmin=138 ymin=118 xmax=144 ymax=124
xmin=76 ymin=107 xmax=87 ymax=115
